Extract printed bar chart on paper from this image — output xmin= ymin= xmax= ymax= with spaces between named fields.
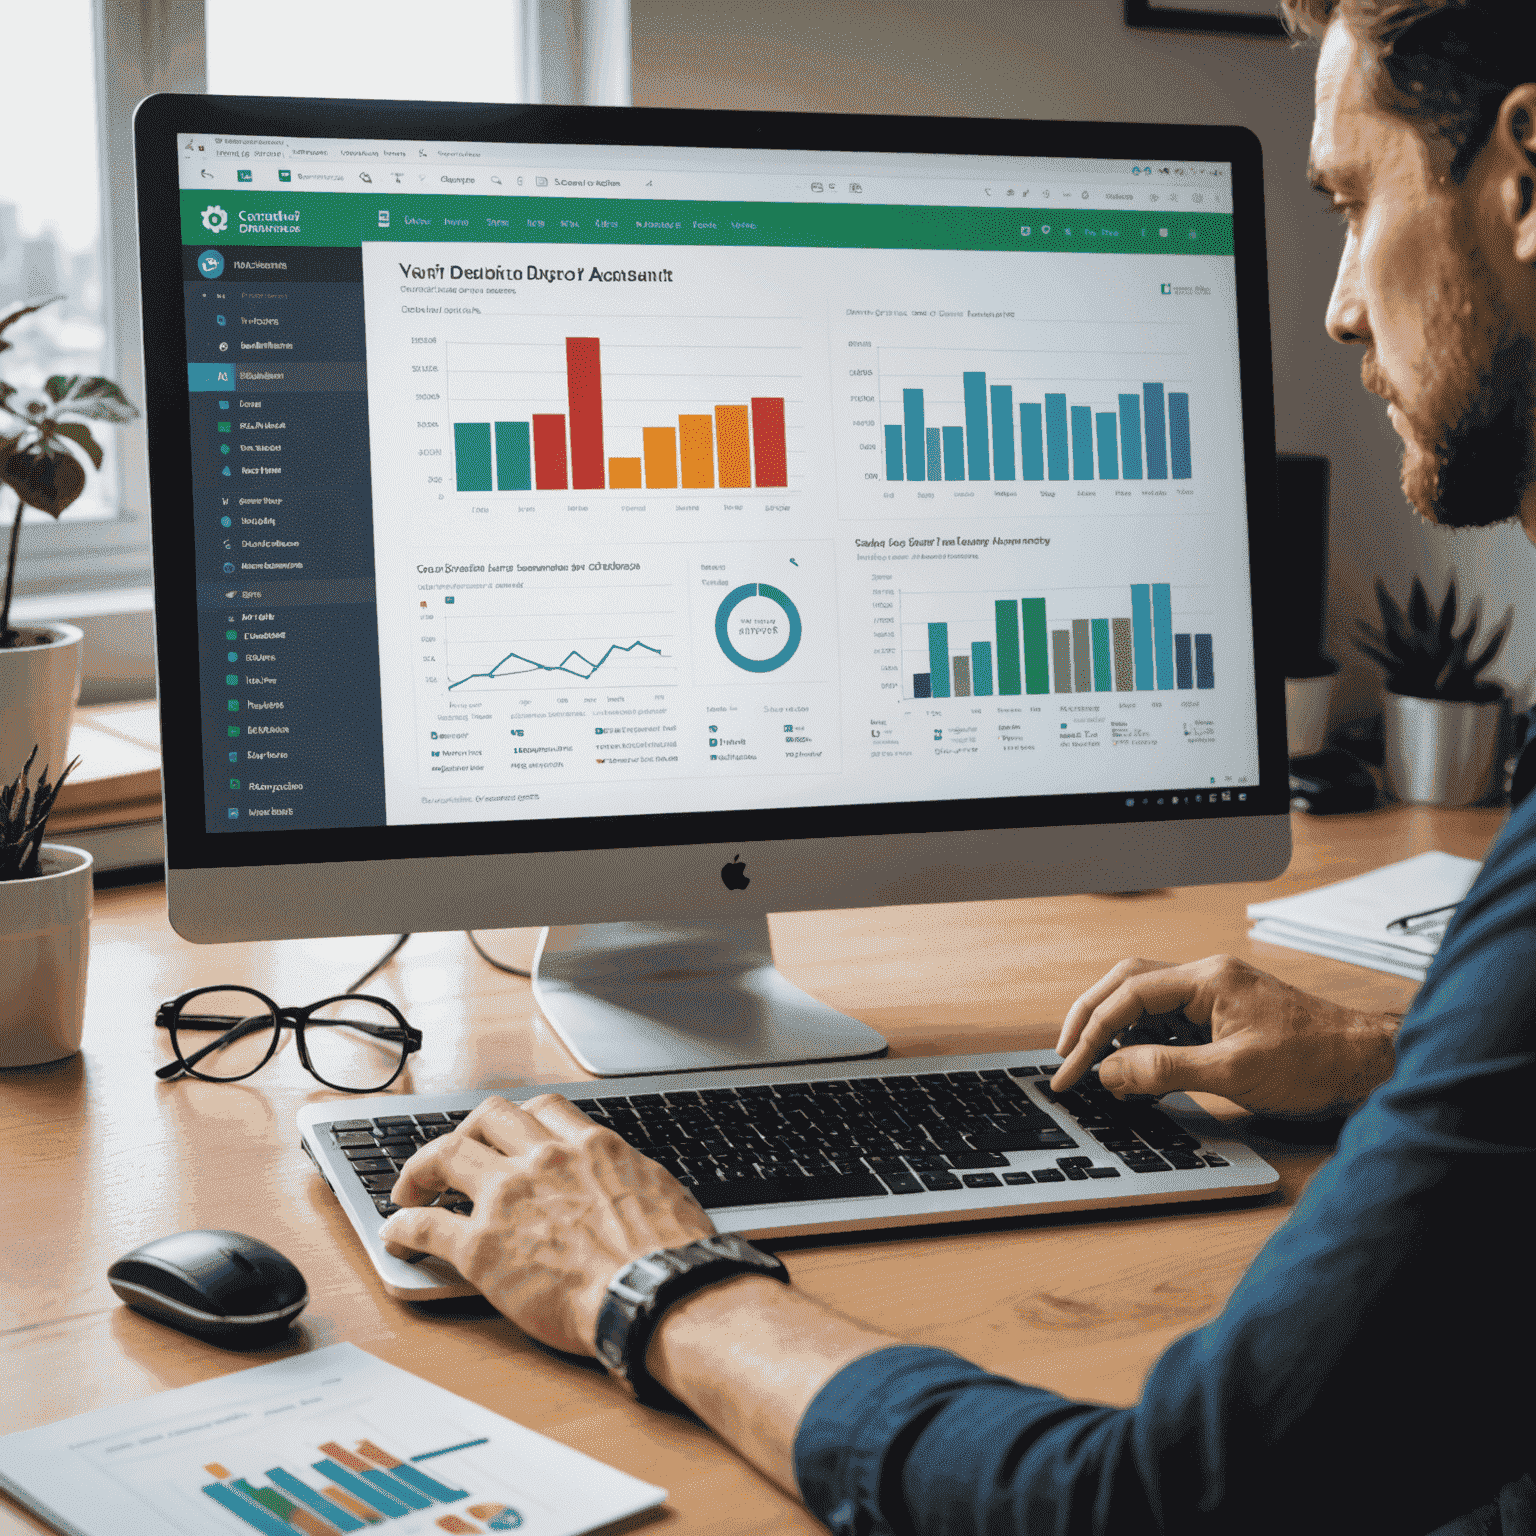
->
xmin=906 ymin=583 xmax=1214 ymax=699
xmin=449 ymin=332 xmax=797 ymax=495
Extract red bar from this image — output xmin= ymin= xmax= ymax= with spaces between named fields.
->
xmin=750 ymin=397 xmax=787 ymax=487
xmin=566 ymin=337 xmax=605 ymax=490
xmin=532 ymin=414 xmax=568 ymax=489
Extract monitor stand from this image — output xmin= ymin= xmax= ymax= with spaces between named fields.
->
xmin=530 ymin=917 xmax=889 ymax=1077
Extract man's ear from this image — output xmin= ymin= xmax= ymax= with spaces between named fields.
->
xmin=1495 ymin=84 xmax=1536 ymax=264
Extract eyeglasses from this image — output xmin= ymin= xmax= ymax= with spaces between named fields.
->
xmin=154 ymin=985 xmax=423 ymax=1093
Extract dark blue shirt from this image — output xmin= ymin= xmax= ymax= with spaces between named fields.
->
xmin=794 ymin=788 xmax=1536 ymax=1536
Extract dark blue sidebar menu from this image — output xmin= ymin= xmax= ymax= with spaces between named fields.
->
xmin=184 ymin=246 xmax=386 ymax=833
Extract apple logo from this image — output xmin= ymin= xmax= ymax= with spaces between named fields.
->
xmin=720 ymin=854 xmax=750 ymax=891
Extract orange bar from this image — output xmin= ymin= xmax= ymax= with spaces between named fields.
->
xmin=318 ymin=1442 xmax=373 ymax=1474
xmin=205 ymin=1463 xmax=231 ymax=1480
xmin=643 ymin=426 xmax=678 ymax=489
xmin=354 ymin=1440 xmax=403 ymax=1470
xmin=290 ymin=1511 xmax=339 ymax=1536
xmin=468 ymin=1505 xmax=514 ymax=1522
xmin=323 ymin=1486 xmax=384 ymax=1523
xmin=715 ymin=404 xmax=750 ymax=488
xmin=678 ymin=414 xmax=715 ymax=488
xmin=608 ymin=456 xmax=642 ymax=489
xmin=436 ymin=1518 xmax=478 ymax=1534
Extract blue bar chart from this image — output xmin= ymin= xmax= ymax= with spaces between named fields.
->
xmin=882 ymin=370 xmax=1193 ymax=485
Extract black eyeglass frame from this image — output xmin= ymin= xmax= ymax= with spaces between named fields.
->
xmin=154 ymin=984 xmax=423 ymax=1092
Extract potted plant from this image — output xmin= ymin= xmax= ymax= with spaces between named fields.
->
xmin=0 ymin=297 xmax=139 ymax=784
xmin=0 ymin=748 xmax=91 ymax=1069
xmin=1356 ymin=575 xmax=1512 ymax=806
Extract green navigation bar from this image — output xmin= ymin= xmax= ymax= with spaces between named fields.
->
xmin=182 ymin=191 xmax=1232 ymax=257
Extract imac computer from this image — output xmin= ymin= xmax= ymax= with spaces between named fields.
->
xmin=133 ymin=95 xmax=1290 ymax=1081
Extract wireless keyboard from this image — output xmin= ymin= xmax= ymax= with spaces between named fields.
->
xmin=299 ymin=1050 xmax=1280 ymax=1299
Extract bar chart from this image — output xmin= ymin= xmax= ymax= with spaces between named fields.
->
xmin=198 ymin=1433 xmax=521 ymax=1535
xmin=884 ymin=375 xmax=1192 ymax=485
xmin=451 ymin=335 xmax=793 ymax=495
xmin=904 ymin=583 xmax=1214 ymax=699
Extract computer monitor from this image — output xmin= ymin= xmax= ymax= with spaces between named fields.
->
xmin=133 ymin=96 xmax=1290 ymax=1076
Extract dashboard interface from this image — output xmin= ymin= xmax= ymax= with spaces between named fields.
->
xmin=170 ymin=129 xmax=1260 ymax=837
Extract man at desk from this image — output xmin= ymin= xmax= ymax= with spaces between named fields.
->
xmin=380 ymin=4 xmax=1536 ymax=1531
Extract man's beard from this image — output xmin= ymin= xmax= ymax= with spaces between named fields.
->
xmin=1361 ymin=242 xmax=1536 ymax=530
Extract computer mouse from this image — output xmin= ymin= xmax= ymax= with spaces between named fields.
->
xmin=108 ymin=1230 xmax=307 ymax=1347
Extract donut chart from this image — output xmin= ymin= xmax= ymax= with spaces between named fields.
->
xmin=714 ymin=582 xmax=802 ymax=673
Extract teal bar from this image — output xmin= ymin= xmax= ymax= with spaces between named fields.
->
xmin=1143 ymin=383 xmax=1168 ymax=479
xmin=1021 ymin=597 xmax=1050 ymax=694
xmin=1044 ymin=395 xmax=1069 ymax=479
xmin=1070 ymin=405 xmax=1095 ymax=480
xmin=971 ymin=640 xmax=994 ymax=695
xmin=904 ymin=389 xmax=926 ymax=479
xmin=453 ymin=422 xmax=492 ymax=492
xmin=1118 ymin=394 xmax=1143 ymax=479
xmin=926 ymin=427 xmax=942 ymax=480
xmin=1131 ymin=584 xmax=1155 ymax=690
xmin=995 ymin=600 xmax=1022 ymax=694
xmin=1095 ymin=412 xmax=1119 ymax=479
xmin=1152 ymin=582 xmax=1175 ymax=689
xmin=942 ymin=425 xmax=966 ymax=481
xmin=392 ymin=1464 xmax=469 ymax=1503
xmin=1091 ymin=617 xmax=1112 ymax=691
xmin=359 ymin=1469 xmax=431 ymax=1512
xmin=1169 ymin=391 xmax=1192 ymax=478
xmin=963 ymin=372 xmax=990 ymax=479
xmin=990 ymin=385 xmax=1015 ymax=480
xmin=313 ymin=1461 xmax=411 ymax=1518
xmin=1019 ymin=403 xmax=1044 ymax=480
xmin=884 ymin=424 xmax=904 ymax=480
xmin=928 ymin=622 xmax=951 ymax=698
xmin=494 ymin=420 xmax=531 ymax=491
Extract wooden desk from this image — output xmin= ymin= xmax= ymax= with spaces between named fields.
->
xmin=0 ymin=807 xmax=1503 ymax=1535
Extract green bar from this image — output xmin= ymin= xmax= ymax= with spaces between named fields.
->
xmin=1021 ymin=597 xmax=1050 ymax=695
xmin=928 ymin=623 xmax=951 ymax=698
xmin=971 ymin=641 xmax=994 ymax=696
xmin=494 ymin=421 xmax=531 ymax=491
xmin=1091 ymin=618 xmax=1112 ymax=691
xmin=453 ymin=423 xmax=492 ymax=492
xmin=994 ymin=600 xmax=1022 ymax=695
xmin=182 ymin=190 xmax=1235 ymax=256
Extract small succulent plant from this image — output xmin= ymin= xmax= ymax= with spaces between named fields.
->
xmin=1355 ymin=576 xmax=1510 ymax=704
xmin=1 ymin=746 xmax=78 ymax=882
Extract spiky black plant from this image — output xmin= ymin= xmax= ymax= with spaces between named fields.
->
xmin=1355 ymin=576 xmax=1510 ymax=704
xmin=1 ymin=747 xmax=79 ymax=881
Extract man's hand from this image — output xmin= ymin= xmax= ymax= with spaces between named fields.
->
xmin=1050 ymin=955 xmax=1400 ymax=1119
xmin=378 ymin=1094 xmax=715 ymax=1357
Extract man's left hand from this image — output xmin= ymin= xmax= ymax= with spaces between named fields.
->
xmin=379 ymin=1094 xmax=716 ymax=1356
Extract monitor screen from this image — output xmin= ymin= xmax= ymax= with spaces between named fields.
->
xmin=135 ymin=100 xmax=1287 ymax=937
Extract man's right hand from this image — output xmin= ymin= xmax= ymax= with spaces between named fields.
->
xmin=1050 ymin=955 xmax=1400 ymax=1119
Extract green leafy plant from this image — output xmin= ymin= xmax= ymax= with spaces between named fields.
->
xmin=0 ymin=746 xmax=78 ymax=882
xmin=1355 ymin=576 xmax=1511 ymax=704
xmin=1 ymin=296 xmax=140 ymax=648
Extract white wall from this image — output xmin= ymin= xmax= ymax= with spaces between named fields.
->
xmin=633 ymin=0 xmax=1536 ymax=721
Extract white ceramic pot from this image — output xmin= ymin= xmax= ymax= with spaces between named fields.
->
xmin=0 ymin=844 xmax=93 ymax=1069
xmin=1383 ymin=692 xmax=1508 ymax=806
xmin=0 ymin=622 xmax=84 ymax=786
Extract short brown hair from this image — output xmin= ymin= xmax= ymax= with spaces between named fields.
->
xmin=1281 ymin=1 xmax=1535 ymax=178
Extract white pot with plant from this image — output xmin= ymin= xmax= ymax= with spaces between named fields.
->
xmin=0 ymin=297 xmax=139 ymax=783
xmin=1356 ymin=576 xmax=1512 ymax=806
xmin=0 ymin=749 xmax=90 ymax=1069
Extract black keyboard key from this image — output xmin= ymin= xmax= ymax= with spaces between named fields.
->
xmin=359 ymin=1172 xmax=396 ymax=1191
xmin=920 ymin=1171 xmax=962 ymax=1191
xmin=1007 ymin=1065 xmax=1040 ymax=1076
xmin=334 ymin=1131 xmax=378 ymax=1149
xmin=1060 ymin=1166 xmax=1090 ymax=1181
xmin=864 ymin=1156 xmax=909 ymax=1174
xmin=1121 ymin=1152 xmax=1171 ymax=1173
xmin=1031 ymin=1167 xmax=1067 ymax=1183
xmin=880 ymin=1171 xmax=923 ymax=1195
xmin=570 ymin=1099 xmax=599 ymax=1111
xmin=414 ymin=1112 xmax=448 ymax=1125
xmin=328 ymin=1119 xmax=373 ymax=1132
xmin=378 ymin=1140 xmax=417 ymax=1159
xmin=349 ymin=1158 xmax=393 ymax=1175
xmin=980 ymin=1069 xmax=1009 ymax=1082
xmin=1058 ymin=1156 xmax=1093 ymax=1169
xmin=1002 ymin=1171 xmax=1034 ymax=1186
xmin=970 ymin=1127 xmax=1076 ymax=1152
xmin=689 ymin=1172 xmax=888 ymax=1209
xmin=905 ymin=1153 xmax=949 ymax=1172
xmin=374 ymin=1115 xmax=416 ymax=1128
xmin=373 ymin=1197 xmax=399 ymax=1216
xmin=1166 ymin=1152 xmax=1204 ymax=1170
xmin=962 ymin=1173 xmax=1002 ymax=1189
xmin=629 ymin=1093 xmax=664 ymax=1107
xmin=447 ymin=1109 xmax=470 ymax=1121
xmin=944 ymin=1151 xmax=1009 ymax=1170
xmin=343 ymin=1144 xmax=384 ymax=1162
xmin=1087 ymin=1167 xmax=1121 ymax=1179
xmin=1203 ymin=1155 xmax=1230 ymax=1167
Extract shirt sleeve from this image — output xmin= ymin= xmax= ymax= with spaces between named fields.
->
xmin=793 ymin=802 xmax=1536 ymax=1536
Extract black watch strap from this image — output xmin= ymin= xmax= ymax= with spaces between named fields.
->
xmin=595 ymin=1234 xmax=789 ymax=1408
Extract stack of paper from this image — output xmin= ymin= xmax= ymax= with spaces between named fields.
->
xmin=1247 ymin=849 xmax=1482 ymax=981
xmin=0 ymin=1342 xmax=665 ymax=1536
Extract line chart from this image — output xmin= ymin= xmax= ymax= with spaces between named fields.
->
xmin=447 ymin=638 xmax=669 ymax=691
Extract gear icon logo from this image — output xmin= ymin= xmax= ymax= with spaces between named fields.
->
xmin=200 ymin=204 xmax=229 ymax=233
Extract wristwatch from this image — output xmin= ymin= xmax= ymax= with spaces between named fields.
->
xmin=595 ymin=1233 xmax=790 ymax=1408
